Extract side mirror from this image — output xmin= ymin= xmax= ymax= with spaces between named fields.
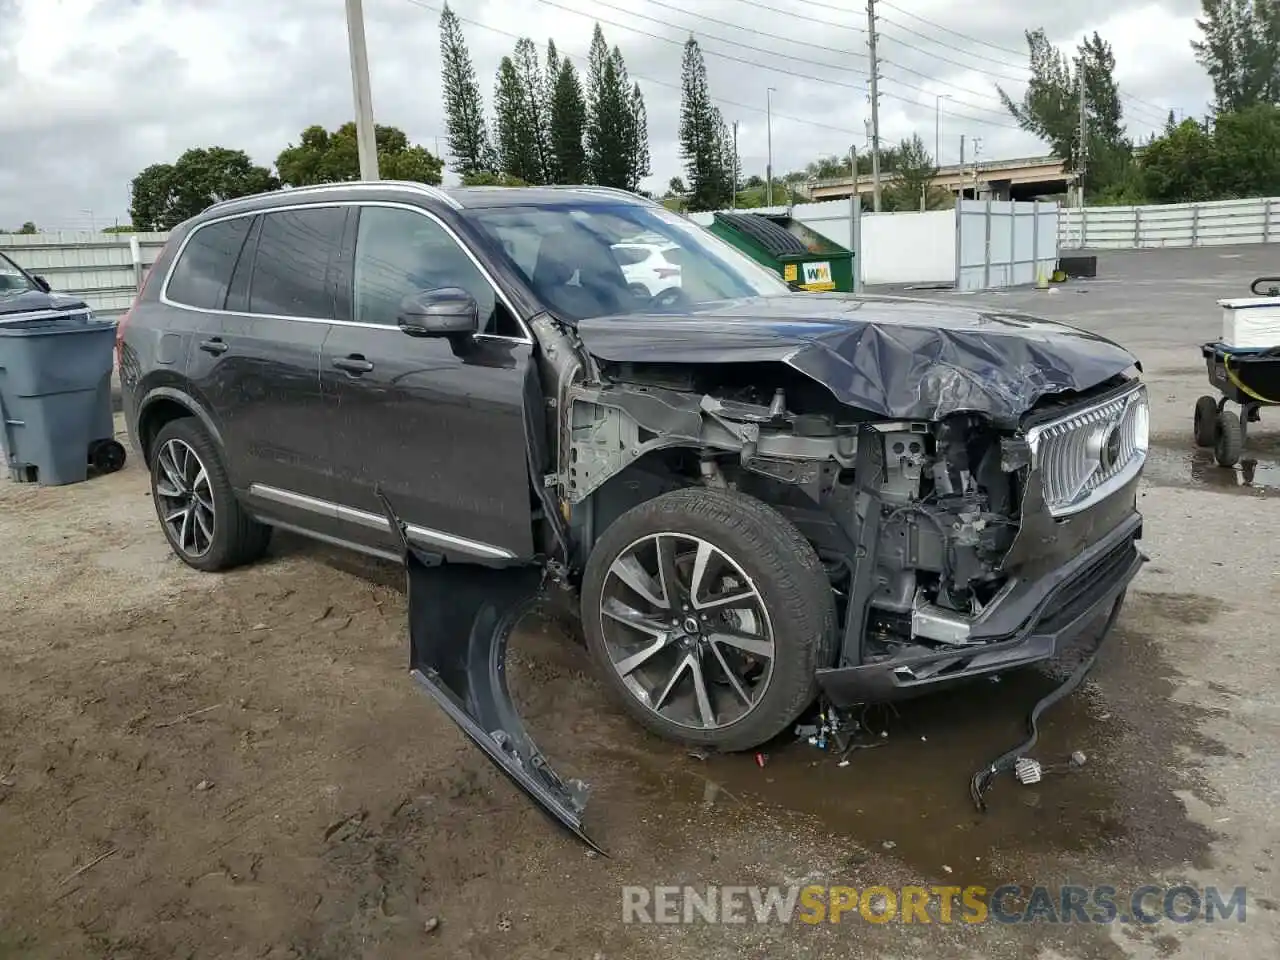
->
xmin=32 ymin=274 xmax=51 ymax=293
xmin=397 ymin=287 xmax=479 ymax=337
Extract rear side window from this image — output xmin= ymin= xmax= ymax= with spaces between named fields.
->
xmin=611 ymin=246 xmax=647 ymax=266
xmin=247 ymin=207 xmax=344 ymax=318
xmin=165 ymin=217 xmax=253 ymax=310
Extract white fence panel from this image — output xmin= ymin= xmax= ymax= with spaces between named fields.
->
xmin=1059 ymin=197 xmax=1280 ymax=249
xmin=860 ymin=210 xmax=954 ymax=285
xmin=0 ymin=231 xmax=170 ymax=316
xmin=956 ymin=200 xmax=1058 ymax=292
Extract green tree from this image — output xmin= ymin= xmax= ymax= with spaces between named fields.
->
xmin=628 ymin=81 xmax=651 ymax=192
xmin=1135 ymin=119 xmax=1217 ymax=202
xmin=130 ymin=147 xmax=277 ymax=231
xmin=998 ymin=28 xmax=1132 ymax=197
xmin=678 ymin=37 xmax=731 ymax=210
xmin=883 ymin=134 xmax=941 ymax=211
xmin=550 ymin=59 xmax=588 ymax=184
xmin=585 ymin=26 xmax=635 ymax=188
xmin=461 ymin=170 xmax=530 ymax=186
xmin=1212 ymin=102 xmax=1280 ymax=196
xmin=440 ymin=2 xmax=495 ymax=177
xmin=494 ymin=57 xmax=544 ymax=183
xmin=544 ymin=41 xmax=563 ymax=182
xmin=1191 ymin=0 xmax=1280 ymax=113
xmin=513 ymin=38 xmax=552 ymax=183
xmin=17 ymin=221 xmax=37 ymax=234
xmin=275 ymin=123 xmax=442 ymax=186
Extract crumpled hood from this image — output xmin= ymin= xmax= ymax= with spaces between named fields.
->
xmin=575 ymin=293 xmax=1140 ymax=424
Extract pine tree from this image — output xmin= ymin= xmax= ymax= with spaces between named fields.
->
xmin=513 ymin=37 xmax=552 ymax=183
xmin=627 ymin=81 xmax=651 ymax=192
xmin=551 ymin=59 xmax=588 ymax=184
xmin=679 ymin=37 xmax=730 ymax=210
xmin=544 ymin=41 xmax=562 ymax=182
xmin=494 ymin=56 xmax=543 ymax=183
xmin=585 ymin=26 xmax=631 ymax=187
xmin=439 ymin=2 xmax=494 ymax=177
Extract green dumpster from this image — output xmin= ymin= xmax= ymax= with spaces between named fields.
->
xmin=707 ymin=212 xmax=856 ymax=293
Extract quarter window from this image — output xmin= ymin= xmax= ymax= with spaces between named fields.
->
xmin=353 ymin=206 xmax=496 ymax=330
xmin=165 ymin=217 xmax=253 ymax=310
xmin=247 ymin=207 xmax=344 ymax=318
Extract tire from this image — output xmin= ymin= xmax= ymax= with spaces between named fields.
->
xmin=1213 ymin=409 xmax=1244 ymax=467
xmin=580 ymin=487 xmax=836 ymax=752
xmin=1193 ymin=396 xmax=1219 ymax=447
xmin=149 ymin=418 xmax=271 ymax=571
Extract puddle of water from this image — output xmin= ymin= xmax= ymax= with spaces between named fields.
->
xmin=616 ymin=666 xmax=1123 ymax=886
xmin=1144 ymin=443 xmax=1280 ymax=497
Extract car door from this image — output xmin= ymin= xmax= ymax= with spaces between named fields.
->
xmin=318 ymin=202 xmax=536 ymax=562
xmin=200 ymin=204 xmax=349 ymax=538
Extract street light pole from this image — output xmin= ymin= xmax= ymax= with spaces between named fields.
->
xmin=344 ymin=0 xmax=380 ymax=181
xmin=766 ymin=87 xmax=776 ymax=207
xmin=731 ymin=120 xmax=739 ymax=209
xmin=934 ymin=93 xmax=951 ymax=166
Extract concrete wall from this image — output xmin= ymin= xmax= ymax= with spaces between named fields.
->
xmin=1059 ymin=197 xmax=1280 ymax=249
xmin=0 ymin=231 xmax=169 ymax=317
xmin=859 ymin=210 xmax=955 ymax=285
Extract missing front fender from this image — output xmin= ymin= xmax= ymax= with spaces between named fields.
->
xmin=404 ymin=546 xmax=604 ymax=853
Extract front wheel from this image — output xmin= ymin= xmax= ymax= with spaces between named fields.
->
xmin=580 ymin=487 xmax=836 ymax=751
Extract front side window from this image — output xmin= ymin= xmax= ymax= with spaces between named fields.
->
xmin=466 ymin=201 xmax=790 ymax=322
xmin=165 ymin=217 xmax=254 ymax=310
xmin=0 ymin=253 xmax=36 ymax=298
xmin=352 ymin=206 xmax=496 ymax=329
xmin=248 ymin=207 xmax=345 ymax=318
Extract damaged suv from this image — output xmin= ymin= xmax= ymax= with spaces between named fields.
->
xmin=121 ymin=183 xmax=1147 ymax=841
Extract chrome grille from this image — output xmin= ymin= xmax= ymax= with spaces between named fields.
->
xmin=1026 ymin=382 xmax=1149 ymax=517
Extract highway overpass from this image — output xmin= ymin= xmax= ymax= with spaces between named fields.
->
xmin=804 ymin=155 xmax=1070 ymax=203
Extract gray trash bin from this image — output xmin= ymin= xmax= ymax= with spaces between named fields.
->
xmin=0 ymin=314 xmax=127 ymax=485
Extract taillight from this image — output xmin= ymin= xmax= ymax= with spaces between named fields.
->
xmin=116 ymin=262 xmax=155 ymax=367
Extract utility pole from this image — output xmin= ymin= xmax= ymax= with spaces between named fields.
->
xmin=766 ymin=87 xmax=776 ymax=207
xmin=1077 ymin=61 xmax=1088 ymax=209
xmin=972 ymin=137 xmax=982 ymax=197
xmin=866 ymin=0 xmax=882 ymax=212
xmin=731 ymin=120 xmax=739 ymax=209
xmin=958 ymin=134 xmax=965 ymax=200
xmin=345 ymin=0 xmax=380 ymax=181
xmin=934 ymin=93 xmax=950 ymax=167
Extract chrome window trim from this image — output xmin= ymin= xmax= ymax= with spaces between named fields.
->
xmin=248 ymin=483 xmax=517 ymax=560
xmin=158 ymin=199 xmax=532 ymax=344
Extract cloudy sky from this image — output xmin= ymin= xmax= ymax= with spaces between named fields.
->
xmin=0 ymin=0 xmax=1210 ymax=230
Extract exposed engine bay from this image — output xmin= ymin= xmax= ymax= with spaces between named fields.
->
xmin=537 ymin=312 xmax=1144 ymax=677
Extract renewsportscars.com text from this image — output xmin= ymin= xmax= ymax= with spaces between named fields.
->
xmin=621 ymin=884 xmax=1248 ymax=925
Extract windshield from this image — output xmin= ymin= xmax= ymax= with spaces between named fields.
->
xmin=466 ymin=201 xmax=790 ymax=321
xmin=0 ymin=252 xmax=37 ymax=299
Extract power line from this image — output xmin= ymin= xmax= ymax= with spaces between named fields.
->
xmin=528 ymin=0 xmax=1025 ymax=129
xmin=722 ymin=0 xmax=865 ymax=32
xmin=632 ymin=0 xmax=867 ymax=61
xmin=879 ymin=15 xmax=1029 ymax=80
xmin=400 ymin=0 xmax=861 ymax=136
xmin=878 ymin=1 xmax=1030 ymax=60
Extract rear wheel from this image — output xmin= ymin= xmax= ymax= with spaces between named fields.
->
xmin=1193 ymin=395 xmax=1219 ymax=447
xmin=149 ymin=418 xmax=271 ymax=571
xmin=580 ymin=487 xmax=835 ymax=751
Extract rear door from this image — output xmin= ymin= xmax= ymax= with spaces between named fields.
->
xmin=203 ymin=204 xmax=348 ymax=534
xmin=318 ymin=202 xmax=536 ymax=561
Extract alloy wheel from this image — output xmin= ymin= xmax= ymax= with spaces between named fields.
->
xmin=598 ymin=533 xmax=776 ymax=731
xmin=154 ymin=438 xmax=216 ymax=558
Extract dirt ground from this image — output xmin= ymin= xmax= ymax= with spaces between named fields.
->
xmin=2 ymin=246 xmax=1280 ymax=959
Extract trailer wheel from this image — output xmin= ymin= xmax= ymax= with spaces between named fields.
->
xmin=1193 ymin=396 xmax=1219 ymax=447
xmin=1214 ymin=409 xmax=1244 ymax=467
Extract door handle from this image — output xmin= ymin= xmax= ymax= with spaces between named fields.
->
xmin=198 ymin=337 xmax=228 ymax=355
xmin=333 ymin=354 xmax=374 ymax=374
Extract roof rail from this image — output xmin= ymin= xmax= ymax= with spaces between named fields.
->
xmin=205 ymin=180 xmax=463 ymax=213
xmin=540 ymin=185 xmax=651 ymax=205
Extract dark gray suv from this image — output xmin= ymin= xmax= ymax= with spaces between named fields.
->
xmin=120 ymin=181 xmax=1147 ymax=840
